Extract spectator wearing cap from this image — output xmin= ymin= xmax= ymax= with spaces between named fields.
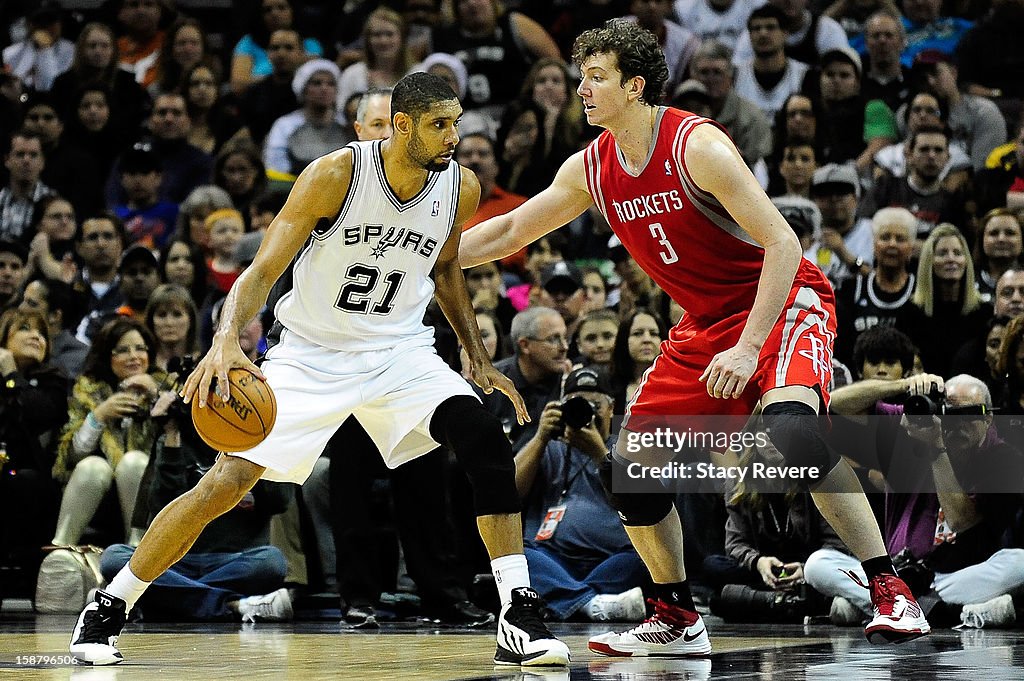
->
xmin=0 ymin=130 xmax=52 ymax=248
xmin=113 ymin=145 xmax=179 ymax=250
xmin=458 ymin=133 xmax=529 ymax=277
xmin=914 ymin=49 xmax=1008 ymax=174
xmin=539 ymin=261 xmax=586 ymax=339
xmin=483 ymin=306 xmax=570 ymax=454
xmin=105 ymin=92 xmax=214 ymax=208
xmin=689 ymin=40 xmax=772 ymax=173
xmin=870 ymin=125 xmax=972 ymax=246
xmin=21 ymin=93 xmax=104 ymax=219
xmin=834 ymin=207 xmax=917 ymax=366
xmin=898 ymin=0 xmax=973 ymax=66
xmin=815 ymin=47 xmax=898 ymax=172
xmin=264 ymin=58 xmax=351 ymax=177
xmin=113 ymin=244 xmax=161 ymax=323
xmin=731 ymin=0 xmax=848 ymax=67
xmin=733 ymin=5 xmax=810 ymax=121
xmin=0 ymin=240 xmax=29 ymax=311
xmin=516 ymin=366 xmax=648 ymax=622
xmin=1 ymin=1 xmax=74 ymax=92
xmin=773 ymin=195 xmax=822 ymax=251
xmin=807 ymin=164 xmax=875 ymax=287
xmin=73 ymin=214 xmax=128 ymax=344
xmin=860 ymin=10 xmax=911 ymax=113
xmin=240 ymin=29 xmax=304 ymax=147
xmin=955 ymin=0 xmax=1024 ymax=117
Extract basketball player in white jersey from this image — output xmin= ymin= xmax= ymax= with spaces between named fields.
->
xmin=70 ymin=72 xmax=570 ymax=668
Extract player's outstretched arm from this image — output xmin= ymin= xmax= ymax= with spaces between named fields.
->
xmin=458 ymin=150 xmax=594 ymax=267
xmin=686 ymin=123 xmax=804 ymax=399
xmin=435 ymin=169 xmax=530 ymax=424
xmin=182 ymin=150 xmax=354 ymax=407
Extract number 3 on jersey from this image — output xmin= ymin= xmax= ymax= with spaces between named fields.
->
xmin=336 ymin=264 xmax=407 ymax=315
xmin=649 ymin=222 xmax=679 ymax=264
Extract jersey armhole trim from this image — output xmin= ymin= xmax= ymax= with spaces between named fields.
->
xmin=312 ymin=143 xmax=360 ymax=241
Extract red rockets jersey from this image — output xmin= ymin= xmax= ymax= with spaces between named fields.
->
xmin=583 ymin=107 xmax=830 ymax=321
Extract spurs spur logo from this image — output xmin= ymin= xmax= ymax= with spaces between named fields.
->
xmin=370 ymin=226 xmax=406 ymax=259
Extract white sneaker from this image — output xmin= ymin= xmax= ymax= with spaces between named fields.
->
xmin=585 ymin=587 xmax=646 ymax=622
xmin=959 ymin=594 xmax=1016 ymax=629
xmin=69 ymin=590 xmax=127 ymax=666
xmin=237 ymin=588 xmax=293 ymax=623
xmin=588 ymin=598 xmax=711 ymax=657
xmin=494 ymin=587 xmax=570 ymax=666
xmin=829 ymin=596 xmax=867 ymax=626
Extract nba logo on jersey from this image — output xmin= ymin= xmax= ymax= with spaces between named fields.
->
xmin=664 ymin=159 xmax=672 ymax=176
xmin=431 ymin=200 xmax=441 ymax=217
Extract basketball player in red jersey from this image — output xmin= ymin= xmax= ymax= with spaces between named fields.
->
xmin=461 ymin=19 xmax=929 ymax=656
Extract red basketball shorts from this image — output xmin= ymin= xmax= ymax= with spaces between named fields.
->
xmin=626 ymin=284 xmax=836 ymax=421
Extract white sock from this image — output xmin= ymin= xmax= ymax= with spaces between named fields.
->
xmin=105 ymin=565 xmax=151 ymax=612
xmin=491 ymin=553 xmax=530 ymax=606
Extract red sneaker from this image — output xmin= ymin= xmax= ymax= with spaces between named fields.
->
xmin=845 ymin=571 xmax=930 ymax=644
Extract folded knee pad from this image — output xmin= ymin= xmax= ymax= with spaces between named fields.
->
xmin=761 ymin=401 xmax=840 ymax=485
xmin=430 ymin=396 xmax=519 ymax=516
xmin=598 ymin=453 xmax=674 ymax=526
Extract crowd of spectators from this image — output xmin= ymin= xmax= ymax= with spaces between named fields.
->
xmin=0 ymin=0 xmax=1021 ymax=630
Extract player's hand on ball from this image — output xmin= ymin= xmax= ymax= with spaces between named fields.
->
xmin=470 ymin=363 xmax=531 ymax=425
xmin=181 ymin=339 xmax=264 ymax=408
xmin=700 ymin=341 xmax=758 ymax=399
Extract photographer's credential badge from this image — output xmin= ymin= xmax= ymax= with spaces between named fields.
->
xmin=535 ymin=503 xmax=566 ymax=541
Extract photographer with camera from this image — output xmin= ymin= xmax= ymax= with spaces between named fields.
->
xmin=808 ymin=374 xmax=1024 ymax=629
xmin=97 ymin=354 xmax=294 ymax=623
xmin=515 ymin=366 xmax=649 ymax=622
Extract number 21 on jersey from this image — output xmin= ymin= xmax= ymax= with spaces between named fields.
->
xmin=649 ymin=222 xmax=679 ymax=264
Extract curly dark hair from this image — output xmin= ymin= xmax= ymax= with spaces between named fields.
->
xmin=571 ymin=19 xmax=669 ymax=107
xmin=82 ymin=317 xmax=156 ymax=388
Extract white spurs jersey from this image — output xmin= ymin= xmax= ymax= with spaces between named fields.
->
xmin=274 ymin=140 xmax=462 ymax=351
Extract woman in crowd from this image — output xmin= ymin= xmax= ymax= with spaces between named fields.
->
xmin=160 ymin=238 xmax=209 ymax=310
xmin=64 ymin=84 xmax=124 ymax=182
xmin=458 ymin=310 xmax=508 ymax=380
xmin=974 ymin=208 xmax=1023 ymax=301
xmin=230 ymin=0 xmax=323 ymax=96
xmin=580 ymin=266 xmax=608 ymax=315
xmin=26 ymin=194 xmax=78 ymax=283
xmin=144 ymin=284 xmax=199 ymax=372
xmin=896 ymin=224 xmax=991 ymax=377
xmin=0 ymin=309 xmax=68 ymax=590
xmin=49 ymin=22 xmax=149 ymax=130
xmin=337 ymin=8 xmax=415 ymax=115
xmin=496 ymin=101 xmax=545 ymax=197
xmin=182 ymin=63 xmax=246 ymax=156
xmin=52 ymin=318 xmax=166 ymax=546
xmin=213 ymin=142 xmax=267 ymax=218
xmin=611 ymin=310 xmax=667 ymax=414
xmin=152 ymin=17 xmax=210 ymax=97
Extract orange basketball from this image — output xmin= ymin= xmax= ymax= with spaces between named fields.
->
xmin=191 ymin=368 xmax=277 ymax=452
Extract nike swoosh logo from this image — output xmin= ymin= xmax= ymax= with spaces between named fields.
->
xmin=683 ymin=627 xmax=705 ymax=642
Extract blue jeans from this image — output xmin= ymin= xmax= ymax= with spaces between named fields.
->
xmin=524 ymin=545 xmax=649 ymax=620
xmin=100 ymin=544 xmax=287 ymax=621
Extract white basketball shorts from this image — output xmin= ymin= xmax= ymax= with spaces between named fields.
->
xmin=229 ymin=328 xmax=478 ymax=483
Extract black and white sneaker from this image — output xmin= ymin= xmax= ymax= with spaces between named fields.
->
xmin=69 ymin=590 xmax=128 ymax=666
xmin=494 ymin=587 xmax=570 ymax=667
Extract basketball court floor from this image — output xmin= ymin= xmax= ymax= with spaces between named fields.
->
xmin=2 ymin=612 xmax=1021 ymax=680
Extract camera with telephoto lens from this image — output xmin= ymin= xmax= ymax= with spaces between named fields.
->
xmin=553 ymin=395 xmax=595 ymax=438
xmin=158 ymin=355 xmax=200 ymax=428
